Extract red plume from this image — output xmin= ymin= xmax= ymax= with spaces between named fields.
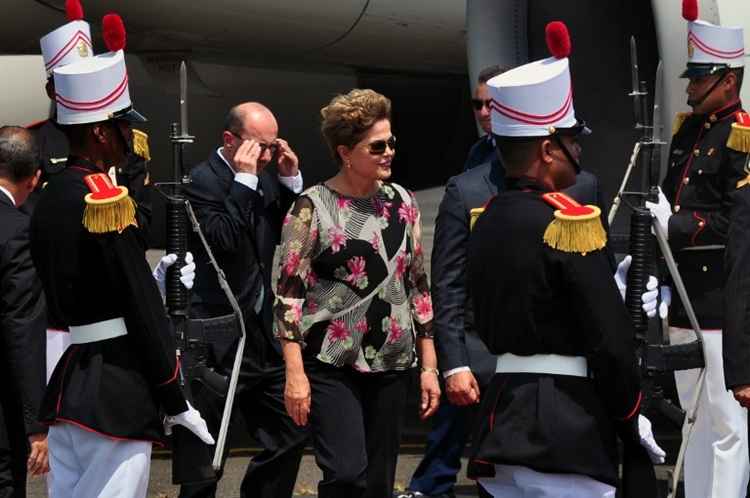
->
xmin=102 ymin=13 xmax=126 ymax=52
xmin=65 ymin=0 xmax=84 ymax=21
xmin=545 ymin=21 xmax=571 ymax=59
xmin=682 ymin=0 xmax=698 ymax=21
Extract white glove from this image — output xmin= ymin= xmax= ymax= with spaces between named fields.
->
xmin=638 ymin=414 xmax=666 ymax=464
xmin=642 ymin=277 xmax=671 ymax=319
xmin=164 ymin=401 xmax=215 ymax=445
xmin=645 ymin=187 xmax=672 ymax=238
xmin=614 ymin=255 xmax=632 ymax=300
xmin=153 ymin=252 xmax=195 ymax=297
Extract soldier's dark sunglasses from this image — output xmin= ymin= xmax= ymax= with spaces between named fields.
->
xmin=367 ymin=136 xmax=397 ymax=155
xmin=471 ymin=98 xmax=492 ymax=110
xmin=229 ymin=131 xmax=279 ymax=156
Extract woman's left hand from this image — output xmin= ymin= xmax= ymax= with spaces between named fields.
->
xmin=419 ymin=370 xmax=441 ymax=420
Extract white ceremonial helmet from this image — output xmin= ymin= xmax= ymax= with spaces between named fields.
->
xmin=52 ymin=13 xmax=146 ymax=125
xmin=39 ymin=0 xmax=93 ymax=76
xmin=681 ymin=0 xmax=745 ymax=78
xmin=487 ymin=21 xmax=589 ymax=138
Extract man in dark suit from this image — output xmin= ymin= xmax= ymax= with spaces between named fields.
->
xmin=180 ymin=102 xmax=307 ymax=498
xmin=0 ymin=126 xmax=48 ymax=497
xmin=463 ymin=66 xmax=507 ymax=172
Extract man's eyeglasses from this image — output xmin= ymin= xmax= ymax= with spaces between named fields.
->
xmin=229 ymin=131 xmax=279 ymax=156
xmin=471 ymin=99 xmax=492 ymax=111
xmin=367 ymin=136 xmax=397 ymax=155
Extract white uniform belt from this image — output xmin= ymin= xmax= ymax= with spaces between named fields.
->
xmin=681 ymin=244 xmax=725 ymax=251
xmin=495 ymin=353 xmax=589 ymax=378
xmin=69 ymin=317 xmax=127 ymax=344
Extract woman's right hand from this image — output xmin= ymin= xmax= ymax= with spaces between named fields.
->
xmin=284 ymin=371 xmax=311 ymax=426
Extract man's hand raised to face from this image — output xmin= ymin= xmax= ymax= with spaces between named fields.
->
xmin=233 ymin=139 xmax=262 ymax=175
xmin=275 ymin=138 xmax=299 ymax=177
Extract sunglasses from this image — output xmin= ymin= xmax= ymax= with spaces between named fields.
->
xmin=471 ymin=98 xmax=492 ymax=111
xmin=229 ymin=131 xmax=279 ymax=156
xmin=367 ymin=136 xmax=397 ymax=155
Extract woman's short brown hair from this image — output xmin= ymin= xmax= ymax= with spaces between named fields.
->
xmin=320 ymin=89 xmax=392 ymax=165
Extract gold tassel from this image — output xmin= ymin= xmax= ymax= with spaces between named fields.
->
xmin=132 ymin=129 xmax=151 ymax=161
xmin=727 ymin=123 xmax=750 ymax=153
xmin=672 ymin=112 xmax=690 ymax=136
xmin=470 ymin=207 xmax=485 ymax=231
xmin=543 ymin=207 xmax=607 ymax=255
xmin=83 ymin=195 xmax=138 ymax=234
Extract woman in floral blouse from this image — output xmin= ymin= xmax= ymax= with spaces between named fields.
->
xmin=273 ymin=89 xmax=440 ymax=497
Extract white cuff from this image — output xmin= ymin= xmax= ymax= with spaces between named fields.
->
xmin=234 ymin=172 xmax=259 ymax=190
xmin=279 ymin=172 xmax=303 ymax=194
xmin=443 ymin=366 xmax=471 ymax=378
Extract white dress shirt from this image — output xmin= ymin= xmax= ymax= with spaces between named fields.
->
xmin=0 ymin=185 xmax=16 ymax=206
xmin=216 ymin=147 xmax=303 ymax=194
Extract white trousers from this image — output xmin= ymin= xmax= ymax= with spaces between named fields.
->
xmin=477 ymin=464 xmax=615 ymax=498
xmin=670 ymin=327 xmax=750 ymax=498
xmin=48 ymin=422 xmax=152 ymax=498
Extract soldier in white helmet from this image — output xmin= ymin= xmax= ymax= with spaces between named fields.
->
xmin=29 ymin=13 xmax=211 ymax=498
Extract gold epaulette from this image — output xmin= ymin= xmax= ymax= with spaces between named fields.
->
xmin=82 ymin=173 xmax=137 ymax=233
xmin=541 ymin=192 xmax=606 ymax=255
xmin=672 ymin=112 xmax=691 ymax=136
xmin=728 ymin=112 xmax=750 ymax=154
xmin=132 ymin=129 xmax=151 ymax=161
xmin=469 ymin=207 xmax=484 ymax=230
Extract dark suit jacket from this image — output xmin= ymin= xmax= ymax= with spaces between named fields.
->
xmin=186 ymin=150 xmax=298 ymax=368
xmin=463 ymin=136 xmax=495 ymax=172
xmin=0 ymin=193 xmax=46 ymax=436
xmin=432 ymin=163 xmax=604 ymax=386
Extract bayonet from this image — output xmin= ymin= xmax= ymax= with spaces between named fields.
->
xmin=180 ymin=61 xmax=189 ymax=138
xmin=629 ymin=36 xmax=646 ymax=129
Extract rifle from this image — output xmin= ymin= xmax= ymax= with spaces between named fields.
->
xmin=609 ymin=37 xmax=706 ymax=498
xmin=158 ymin=61 xmax=246 ymax=484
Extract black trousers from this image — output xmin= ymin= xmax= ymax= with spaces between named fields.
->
xmin=178 ymin=364 xmax=308 ymax=498
xmin=0 ymin=388 xmax=28 ymax=498
xmin=305 ymin=359 xmax=411 ymax=498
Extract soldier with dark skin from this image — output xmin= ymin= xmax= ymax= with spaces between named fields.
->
xmin=466 ymin=22 xmax=662 ymax=498
xmin=645 ymin=2 xmax=750 ymax=496
xmin=29 ymin=16 xmax=212 ymax=497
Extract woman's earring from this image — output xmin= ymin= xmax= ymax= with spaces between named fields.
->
xmin=345 ymin=159 xmax=352 ymax=169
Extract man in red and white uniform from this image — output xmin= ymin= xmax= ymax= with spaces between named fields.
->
xmin=29 ymin=13 xmax=212 ymax=498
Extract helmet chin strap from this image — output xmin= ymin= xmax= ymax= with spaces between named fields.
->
xmin=553 ymin=134 xmax=581 ymax=174
xmin=688 ymin=70 xmax=727 ymax=108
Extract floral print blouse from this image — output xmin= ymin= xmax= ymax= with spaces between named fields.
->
xmin=272 ymin=182 xmax=433 ymax=372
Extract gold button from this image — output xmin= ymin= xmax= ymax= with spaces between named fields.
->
xmin=708 ymin=147 xmax=715 ymax=156
xmin=698 ymin=169 xmax=703 ymax=175
xmin=702 ymin=265 xmax=708 ymax=272
xmin=674 ymin=205 xmax=681 ymax=213
xmin=698 ymin=221 xmax=705 ymax=227
xmin=693 ymin=149 xmax=700 ymax=156
xmin=705 ymin=122 xmax=711 ymax=129
xmin=683 ymin=177 xmax=690 ymax=185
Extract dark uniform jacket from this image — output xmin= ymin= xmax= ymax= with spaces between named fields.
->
xmin=434 ymin=161 xmax=605 ymax=387
xmin=0 ymin=193 xmax=47 ymax=435
xmin=30 ymin=158 xmax=187 ymax=443
xmin=663 ymin=101 xmax=749 ymax=332
xmin=466 ymin=177 xmax=642 ymax=487
xmin=186 ymin=150 xmax=298 ymax=372
xmin=24 ymin=119 xmax=153 ymax=245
